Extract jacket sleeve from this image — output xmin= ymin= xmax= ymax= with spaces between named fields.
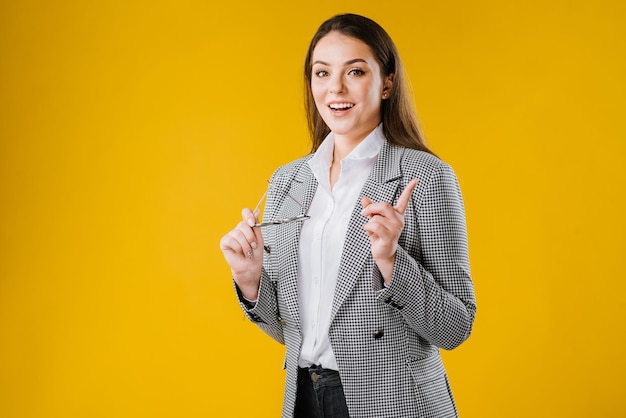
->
xmin=234 ymin=269 xmax=285 ymax=345
xmin=375 ymin=162 xmax=476 ymax=350
xmin=232 ymin=164 xmax=295 ymax=345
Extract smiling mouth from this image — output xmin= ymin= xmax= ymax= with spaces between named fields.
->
xmin=329 ymin=103 xmax=354 ymax=112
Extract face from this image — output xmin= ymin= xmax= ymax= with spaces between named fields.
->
xmin=311 ymin=31 xmax=393 ymax=145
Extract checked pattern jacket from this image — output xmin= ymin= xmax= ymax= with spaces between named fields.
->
xmin=236 ymin=140 xmax=477 ymax=418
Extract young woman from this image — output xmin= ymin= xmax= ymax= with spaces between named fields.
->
xmin=220 ymin=13 xmax=476 ymax=418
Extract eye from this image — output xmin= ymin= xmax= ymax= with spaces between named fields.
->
xmin=348 ymin=68 xmax=365 ymax=76
xmin=314 ymin=70 xmax=329 ymax=78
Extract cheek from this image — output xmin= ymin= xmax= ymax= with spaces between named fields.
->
xmin=311 ymin=84 xmax=327 ymax=110
xmin=366 ymin=81 xmax=383 ymax=99
xmin=311 ymin=82 xmax=324 ymax=100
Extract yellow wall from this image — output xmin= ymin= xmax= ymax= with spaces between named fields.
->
xmin=1 ymin=1 xmax=624 ymax=417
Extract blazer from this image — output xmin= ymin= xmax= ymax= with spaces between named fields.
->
xmin=237 ymin=140 xmax=476 ymax=417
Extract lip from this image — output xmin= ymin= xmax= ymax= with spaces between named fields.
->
xmin=327 ymin=101 xmax=355 ymax=113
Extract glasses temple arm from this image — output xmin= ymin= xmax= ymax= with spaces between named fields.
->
xmin=284 ymin=191 xmax=308 ymax=213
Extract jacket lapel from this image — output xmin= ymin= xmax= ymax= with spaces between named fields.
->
xmin=274 ymin=159 xmax=317 ymax=330
xmin=330 ymin=142 xmax=405 ymax=323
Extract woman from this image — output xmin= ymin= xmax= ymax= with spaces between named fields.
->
xmin=220 ymin=13 xmax=476 ymax=418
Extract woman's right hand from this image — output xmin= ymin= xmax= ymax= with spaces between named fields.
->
xmin=219 ymin=208 xmax=264 ymax=301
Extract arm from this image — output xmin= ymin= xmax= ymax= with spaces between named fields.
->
xmin=234 ymin=268 xmax=285 ymax=345
xmin=368 ymin=164 xmax=476 ymax=350
xmin=223 ymin=165 xmax=296 ymax=345
xmin=219 ymin=199 xmax=285 ymax=344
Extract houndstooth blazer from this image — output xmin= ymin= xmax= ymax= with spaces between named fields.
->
xmin=236 ymin=140 xmax=476 ymax=417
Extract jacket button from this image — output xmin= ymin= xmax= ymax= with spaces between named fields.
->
xmin=373 ymin=328 xmax=384 ymax=339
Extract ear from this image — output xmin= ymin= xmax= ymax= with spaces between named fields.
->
xmin=382 ymin=73 xmax=395 ymax=97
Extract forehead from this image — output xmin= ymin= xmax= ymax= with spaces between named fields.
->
xmin=312 ymin=31 xmax=376 ymax=63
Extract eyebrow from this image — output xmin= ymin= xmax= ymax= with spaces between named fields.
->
xmin=312 ymin=58 xmax=369 ymax=66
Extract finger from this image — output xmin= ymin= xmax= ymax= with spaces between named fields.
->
xmin=219 ymin=233 xmax=238 ymax=253
xmin=236 ymin=208 xmax=262 ymax=248
xmin=231 ymin=226 xmax=256 ymax=259
xmin=361 ymin=195 xmax=373 ymax=209
xmin=394 ymin=179 xmax=418 ymax=215
xmin=242 ymin=208 xmax=257 ymax=227
xmin=237 ymin=220 xmax=259 ymax=251
xmin=220 ymin=231 xmax=250 ymax=259
xmin=363 ymin=216 xmax=393 ymax=236
xmin=361 ymin=201 xmax=396 ymax=219
xmin=249 ymin=209 xmax=265 ymax=246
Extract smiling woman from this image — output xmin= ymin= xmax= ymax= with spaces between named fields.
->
xmin=303 ymin=14 xmax=431 ymax=158
xmin=219 ymin=13 xmax=476 ymax=418
xmin=310 ymin=32 xmax=392 ymax=155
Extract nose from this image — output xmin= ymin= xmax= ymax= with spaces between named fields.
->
xmin=329 ymin=74 xmax=345 ymax=94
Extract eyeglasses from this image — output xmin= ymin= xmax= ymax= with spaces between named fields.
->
xmin=252 ymin=185 xmax=311 ymax=228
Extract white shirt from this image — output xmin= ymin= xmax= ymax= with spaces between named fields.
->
xmin=297 ymin=125 xmax=384 ymax=370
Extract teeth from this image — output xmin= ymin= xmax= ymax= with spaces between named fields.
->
xmin=329 ymin=103 xmax=354 ymax=110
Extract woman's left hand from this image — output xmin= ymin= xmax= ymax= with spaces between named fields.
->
xmin=361 ymin=179 xmax=418 ymax=284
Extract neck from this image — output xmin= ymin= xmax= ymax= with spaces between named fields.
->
xmin=333 ymin=140 xmax=355 ymax=162
xmin=333 ymin=132 xmax=367 ymax=161
xmin=332 ymin=124 xmax=379 ymax=161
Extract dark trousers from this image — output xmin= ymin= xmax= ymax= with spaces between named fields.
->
xmin=294 ymin=365 xmax=350 ymax=418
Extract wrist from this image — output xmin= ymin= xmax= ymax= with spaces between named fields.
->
xmin=233 ymin=271 xmax=261 ymax=300
xmin=238 ymin=281 xmax=260 ymax=300
xmin=375 ymin=253 xmax=396 ymax=285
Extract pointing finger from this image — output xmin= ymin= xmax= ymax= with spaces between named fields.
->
xmin=394 ymin=179 xmax=418 ymax=215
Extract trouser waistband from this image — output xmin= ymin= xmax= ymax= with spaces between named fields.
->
xmin=299 ymin=365 xmax=340 ymax=384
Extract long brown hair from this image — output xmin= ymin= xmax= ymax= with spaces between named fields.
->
xmin=304 ymin=14 xmax=433 ymax=155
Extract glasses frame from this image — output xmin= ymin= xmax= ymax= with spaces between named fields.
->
xmin=252 ymin=186 xmax=310 ymax=228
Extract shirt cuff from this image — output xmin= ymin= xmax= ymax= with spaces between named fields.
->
xmin=241 ymin=295 xmax=258 ymax=310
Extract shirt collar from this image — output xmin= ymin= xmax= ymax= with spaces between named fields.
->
xmin=308 ymin=124 xmax=385 ymax=176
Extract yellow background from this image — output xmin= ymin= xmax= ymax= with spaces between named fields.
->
xmin=1 ymin=0 xmax=625 ymax=417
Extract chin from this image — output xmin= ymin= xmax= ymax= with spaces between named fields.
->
xmin=324 ymin=120 xmax=356 ymax=136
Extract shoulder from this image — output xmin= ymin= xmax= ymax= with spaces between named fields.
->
xmin=268 ymin=154 xmax=314 ymax=186
xmin=394 ymin=146 xmax=456 ymax=183
xmin=385 ymin=146 xmax=464 ymax=208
